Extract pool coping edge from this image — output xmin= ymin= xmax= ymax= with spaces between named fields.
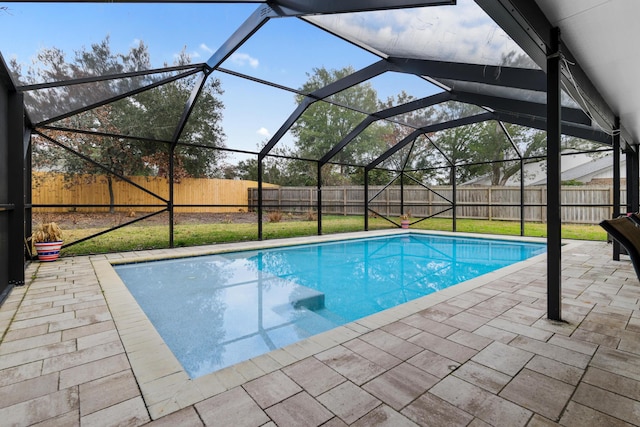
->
xmin=94 ymin=230 xmax=568 ymax=420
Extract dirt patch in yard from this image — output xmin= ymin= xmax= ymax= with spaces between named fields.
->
xmin=32 ymin=211 xmax=311 ymax=229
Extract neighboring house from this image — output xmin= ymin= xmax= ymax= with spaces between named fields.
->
xmin=463 ymin=152 xmax=624 ymax=186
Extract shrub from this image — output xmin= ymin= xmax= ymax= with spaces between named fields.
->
xmin=267 ymin=211 xmax=283 ymax=223
xmin=304 ymin=209 xmax=317 ymax=221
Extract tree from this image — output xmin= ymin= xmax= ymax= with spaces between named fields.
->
xmin=291 ymin=66 xmax=388 ymax=184
xmin=35 ymin=105 xmax=154 ymax=213
xmin=467 ymin=121 xmax=547 ymax=185
xmin=231 ymin=141 xmax=311 ymax=185
xmin=417 ymin=101 xmax=551 ymax=186
xmin=424 ymin=102 xmax=486 ymax=185
xmin=17 ymin=37 xmax=226 ymax=212
xmin=376 ymin=91 xmax=440 ymax=184
xmin=120 ymin=48 xmax=226 ymax=178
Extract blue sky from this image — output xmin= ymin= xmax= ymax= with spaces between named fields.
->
xmin=3 ymin=2 xmax=525 ymax=162
xmin=0 ymin=2 xmax=424 ymax=160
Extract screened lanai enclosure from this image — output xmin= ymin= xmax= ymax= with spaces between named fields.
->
xmin=1 ymin=1 xmax=640 ymax=322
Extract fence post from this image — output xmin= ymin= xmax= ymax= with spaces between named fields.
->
xmin=541 ymin=187 xmax=545 ymax=223
xmin=364 ymin=172 xmax=369 ymax=231
xmin=488 ymin=187 xmax=492 ymax=220
xmin=452 ymin=167 xmax=457 ymax=232
xmin=400 ymin=172 xmax=405 ymax=217
xmin=343 ymin=187 xmax=347 ymax=216
xmin=386 ymin=187 xmax=390 ymax=217
xmin=278 ymin=187 xmax=282 ymax=211
xmin=609 ymin=186 xmax=614 ymax=220
xmin=317 ymin=162 xmax=322 ymax=235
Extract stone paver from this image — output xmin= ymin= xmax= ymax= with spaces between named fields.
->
xmin=265 ymin=391 xmax=333 ymax=427
xmin=81 ymin=396 xmax=150 ymax=427
xmin=317 ymin=381 xmax=381 ymax=424
xmin=242 ymin=370 xmax=302 ymax=408
xmin=408 ymin=331 xmax=478 ymax=363
xmin=0 ymin=238 xmax=639 ymax=426
xmin=525 ymin=354 xmax=584 ymax=386
xmin=145 ymin=406 xmax=204 ymax=426
xmin=582 ymin=366 xmax=640 ymax=400
xmin=572 ymin=382 xmax=640 ymax=425
xmin=362 ymin=362 xmax=439 ymax=410
xmin=282 ymin=357 xmax=346 ymax=397
xmin=451 ymin=360 xmax=512 ymax=393
xmin=352 ymin=404 xmax=419 ymax=427
xmin=195 ymin=387 xmax=268 ymax=427
xmin=499 ymin=368 xmax=574 ymax=421
xmin=430 ymin=375 xmax=533 ymax=426
xmin=315 ymin=345 xmax=386 ymax=385
xmin=79 ymin=370 xmax=141 ymax=416
xmin=407 ymin=348 xmax=460 ymax=378
xmin=401 ymin=392 xmax=474 ymax=426
xmin=559 ymin=401 xmax=635 ymax=427
xmin=471 ymin=340 xmax=534 ymax=376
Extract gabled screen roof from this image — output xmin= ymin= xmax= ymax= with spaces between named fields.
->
xmin=304 ymin=0 xmax=539 ymax=69
xmin=1 ymin=0 xmax=619 ymax=162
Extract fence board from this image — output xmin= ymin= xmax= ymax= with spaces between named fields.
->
xmin=34 ymin=173 xmax=625 ymax=224
xmin=33 ymin=172 xmax=276 ymax=213
xmin=248 ymin=185 xmax=625 ymax=224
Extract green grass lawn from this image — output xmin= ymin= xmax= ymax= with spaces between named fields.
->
xmin=57 ymin=216 xmax=607 ymax=257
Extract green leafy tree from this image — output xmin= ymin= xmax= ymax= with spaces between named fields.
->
xmin=291 ymin=66 xmax=388 ymax=184
xmin=233 ymin=142 xmax=309 ymax=185
xmin=35 ymin=106 xmax=155 ymax=213
xmin=423 ymin=102 xmax=550 ymax=186
xmin=426 ymin=102 xmax=486 ymax=185
xmin=16 ymin=37 xmax=226 ymax=212
xmin=467 ymin=121 xmax=547 ymax=185
xmin=376 ymin=91 xmax=441 ymax=184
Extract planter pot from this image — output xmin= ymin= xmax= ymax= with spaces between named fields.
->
xmin=401 ymin=220 xmax=410 ymax=229
xmin=34 ymin=241 xmax=63 ymax=262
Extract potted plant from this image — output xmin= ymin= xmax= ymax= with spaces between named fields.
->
xmin=30 ymin=222 xmax=64 ymax=261
xmin=400 ymin=213 xmax=410 ymax=229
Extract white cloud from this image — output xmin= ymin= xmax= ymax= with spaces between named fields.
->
xmin=306 ymin=0 xmax=532 ymax=68
xmin=257 ymin=127 xmax=271 ymax=138
xmin=200 ymin=43 xmax=214 ymax=54
xmin=230 ymin=52 xmax=259 ymax=69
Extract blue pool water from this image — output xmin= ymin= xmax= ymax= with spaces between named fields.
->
xmin=114 ymin=233 xmax=545 ymax=378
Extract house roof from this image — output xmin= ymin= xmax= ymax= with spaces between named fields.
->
xmin=528 ymin=153 xmax=623 ymax=186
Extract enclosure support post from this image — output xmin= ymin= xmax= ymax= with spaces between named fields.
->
xmin=364 ymin=169 xmax=369 ymax=231
xmin=612 ymin=116 xmax=621 ymax=260
xmin=452 ymin=165 xmax=457 ymax=232
xmin=168 ymin=150 xmax=175 ymax=248
xmin=519 ymin=159 xmax=525 ymax=236
xmin=626 ymin=145 xmax=639 ymax=213
xmin=317 ymin=162 xmax=322 ymax=235
xmin=546 ymin=27 xmax=562 ymax=321
xmin=257 ymin=157 xmax=263 ymax=240
xmin=8 ymin=91 xmax=25 ymax=289
xmin=400 ymin=172 xmax=405 ymax=218
xmin=24 ymin=130 xmax=32 ymax=261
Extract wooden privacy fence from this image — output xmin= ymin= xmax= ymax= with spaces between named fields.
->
xmin=33 ymin=172 xmax=621 ymax=224
xmin=248 ymin=185 xmax=620 ymax=224
xmin=33 ymin=172 xmax=277 ymax=213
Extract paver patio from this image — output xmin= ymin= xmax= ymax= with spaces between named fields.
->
xmin=1 ymin=231 xmax=639 ymax=426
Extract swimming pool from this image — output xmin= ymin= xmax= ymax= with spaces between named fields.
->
xmin=114 ymin=233 xmax=546 ymax=378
